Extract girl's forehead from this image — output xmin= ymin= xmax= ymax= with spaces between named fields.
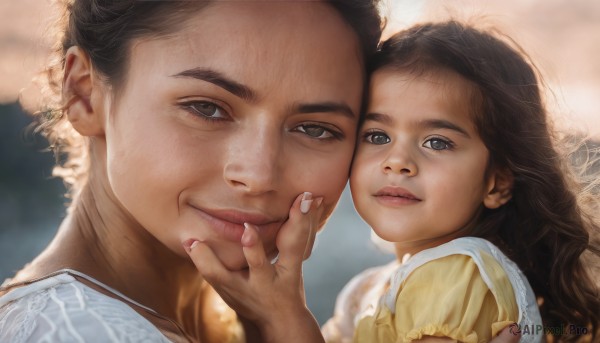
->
xmin=370 ymin=68 xmax=479 ymax=104
xmin=366 ymin=68 xmax=482 ymax=130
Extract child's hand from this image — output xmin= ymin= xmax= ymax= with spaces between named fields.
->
xmin=185 ymin=192 xmax=325 ymax=343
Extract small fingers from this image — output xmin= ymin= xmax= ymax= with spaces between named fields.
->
xmin=242 ymin=223 xmax=278 ymax=285
xmin=242 ymin=223 xmax=272 ymax=272
xmin=277 ymin=192 xmax=322 ymax=270
xmin=492 ymin=323 xmax=521 ymax=343
xmin=303 ymin=197 xmax=323 ymax=260
xmin=184 ymin=240 xmax=232 ymax=285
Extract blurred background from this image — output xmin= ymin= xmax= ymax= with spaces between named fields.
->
xmin=1 ymin=0 xmax=599 ymax=325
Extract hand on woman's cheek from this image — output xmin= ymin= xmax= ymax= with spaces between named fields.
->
xmin=184 ymin=192 xmax=325 ymax=341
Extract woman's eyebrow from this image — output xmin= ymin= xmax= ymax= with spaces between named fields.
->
xmin=297 ymin=102 xmax=356 ymax=119
xmin=172 ymin=68 xmax=257 ymax=102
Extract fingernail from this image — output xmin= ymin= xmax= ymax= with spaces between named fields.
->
xmin=183 ymin=239 xmax=199 ymax=253
xmin=315 ymin=197 xmax=323 ymax=208
xmin=302 ymin=192 xmax=313 ymax=201
xmin=242 ymin=223 xmax=256 ymax=246
xmin=300 ymin=192 xmax=313 ymax=214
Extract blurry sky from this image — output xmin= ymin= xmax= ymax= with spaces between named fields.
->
xmin=0 ymin=0 xmax=599 ymax=138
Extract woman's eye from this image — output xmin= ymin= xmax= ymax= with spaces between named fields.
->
xmin=423 ymin=138 xmax=452 ymax=150
xmin=183 ymin=101 xmax=227 ymax=119
xmin=365 ymin=132 xmax=390 ymax=145
xmin=295 ymin=124 xmax=336 ymax=139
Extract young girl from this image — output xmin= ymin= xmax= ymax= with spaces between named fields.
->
xmin=332 ymin=20 xmax=600 ymax=342
xmin=191 ymin=21 xmax=600 ymax=343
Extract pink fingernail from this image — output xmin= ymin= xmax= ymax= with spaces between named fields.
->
xmin=301 ymin=192 xmax=313 ymax=214
xmin=242 ymin=223 xmax=255 ymax=246
xmin=242 ymin=223 xmax=251 ymax=244
xmin=315 ymin=197 xmax=323 ymax=207
xmin=183 ymin=239 xmax=199 ymax=253
xmin=301 ymin=200 xmax=313 ymax=214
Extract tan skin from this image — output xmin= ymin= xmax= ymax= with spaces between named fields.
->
xmin=6 ymin=3 xmax=361 ymax=342
xmin=3 ymin=2 xmax=521 ymax=343
xmin=352 ymin=69 xmax=514 ymax=258
xmin=185 ymin=55 xmax=522 ymax=343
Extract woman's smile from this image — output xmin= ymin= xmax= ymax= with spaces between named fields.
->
xmin=189 ymin=204 xmax=285 ymax=243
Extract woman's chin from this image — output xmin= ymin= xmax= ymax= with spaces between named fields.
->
xmin=221 ymin=256 xmax=250 ymax=271
xmin=218 ymin=248 xmax=279 ymax=271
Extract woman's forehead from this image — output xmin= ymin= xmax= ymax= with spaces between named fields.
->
xmin=124 ymin=2 xmax=364 ymax=109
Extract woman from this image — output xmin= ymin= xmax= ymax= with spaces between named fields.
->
xmin=0 ymin=1 xmax=376 ymax=342
xmin=0 ymin=1 xmax=520 ymax=342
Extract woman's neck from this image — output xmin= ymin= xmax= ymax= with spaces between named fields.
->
xmin=14 ymin=161 xmax=205 ymax=322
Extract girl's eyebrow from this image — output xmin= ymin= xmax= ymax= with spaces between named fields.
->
xmin=364 ymin=112 xmax=471 ymax=138
xmin=419 ymin=119 xmax=471 ymax=138
xmin=364 ymin=112 xmax=393 ymax=125
xmin=172 ymin=67 xmax=257 ymax=102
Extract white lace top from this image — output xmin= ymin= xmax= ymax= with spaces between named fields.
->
xmin=0 ymin=270 xmax=176 ymax=343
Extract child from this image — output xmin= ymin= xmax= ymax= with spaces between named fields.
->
xmin=321 ymin=21 xmax=600 ymax=343
xmin=190 ymin=20 xmax=600 ymax=343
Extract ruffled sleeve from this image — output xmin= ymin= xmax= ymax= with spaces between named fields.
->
xmin=354 ymin=253 xmax=518 ymax=343
xmin=322 ymin=261 xmax=399 ymax=343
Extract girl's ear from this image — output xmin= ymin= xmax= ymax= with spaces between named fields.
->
xmin=483 ymin=167 xmax=514 ymax=209
xmin=62 ymin=46 xmax=106 ymax=137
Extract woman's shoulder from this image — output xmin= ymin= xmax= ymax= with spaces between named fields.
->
xmin=0 ymin=272 xmax=171 ymax=343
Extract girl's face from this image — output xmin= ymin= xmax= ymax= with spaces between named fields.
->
xmin=350 ymin=69 xmax=494 ymax=253
xmin=100 ymin=3 xmax=363 ymax=270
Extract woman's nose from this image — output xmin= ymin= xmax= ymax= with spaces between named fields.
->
xmin=381 ymin=145 xmax=418 ymax=177
xmin=223 ymin=122 xmax=281 ymax=195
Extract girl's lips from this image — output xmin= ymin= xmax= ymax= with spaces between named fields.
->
xmin=374 ymin=186 xmax=421 ymax=206
xmin=374 ymin=186 xmax=421 ymax=200
xmin=189 ymin=205 xmax=283 ymax=242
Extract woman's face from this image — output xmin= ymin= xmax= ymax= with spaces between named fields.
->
xmin=101 ymin=2 xmax=363 ymax=270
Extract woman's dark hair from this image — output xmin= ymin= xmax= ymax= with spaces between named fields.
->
xmin=371 ymin=21 xmax=600 ymax=342
xmin=34 ymin=0 xmax=382 ymax=197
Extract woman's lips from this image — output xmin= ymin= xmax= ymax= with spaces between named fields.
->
xmin=374 ymin=186 xmax=421 ymax=206
xmin=190 ymin=205 xmax=282 ymax=242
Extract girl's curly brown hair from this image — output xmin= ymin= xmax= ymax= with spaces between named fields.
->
xmin=371 ymin=20 xmax=600 ymax=342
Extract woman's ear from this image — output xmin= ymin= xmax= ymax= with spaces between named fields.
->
xmin=62 ymin=46 xmax=105 ymax=137
xmin=483 ymin=167 xmax=514 ymax=209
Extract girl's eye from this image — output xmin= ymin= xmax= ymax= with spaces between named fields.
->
xmin=295 ymin=124 xmax=339 ymax=140
xmin=364 ymin=131 xmax=390 ymax=145
xmin=182 ymin=101 xmax=227 ymax=120
xmin=423 ymin=138 xmax=453 ymax=150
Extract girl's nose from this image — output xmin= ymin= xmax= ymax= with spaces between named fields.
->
xmin=381 ymin=147 xmax=418 ymax=177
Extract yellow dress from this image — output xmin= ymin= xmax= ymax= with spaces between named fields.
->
xmin=322 ymin=237 xmax=543 ymax=343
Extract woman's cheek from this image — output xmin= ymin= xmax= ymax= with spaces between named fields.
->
xmin=310 ymin=147 xmax=355 ymax=225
